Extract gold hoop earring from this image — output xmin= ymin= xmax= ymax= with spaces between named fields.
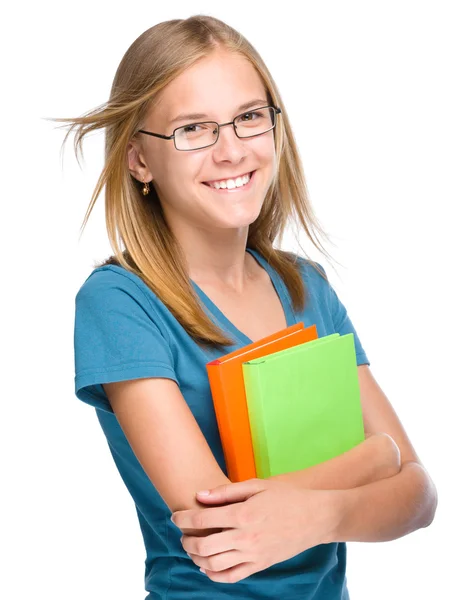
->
xmin=142 ymin=179 xmax=150 ymax=196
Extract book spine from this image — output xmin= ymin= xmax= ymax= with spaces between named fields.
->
xmin=242 ymin=363 xmax=270 ymax=478
xmin=206 ymin=365 xmax=235 ymax=477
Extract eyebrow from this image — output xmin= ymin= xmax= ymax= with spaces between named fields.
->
xmin=169 ymin=99 xmax=268 ymax=125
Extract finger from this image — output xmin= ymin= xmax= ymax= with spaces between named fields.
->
xmin=188 ymin=549 xmax=245 ymax=573
xmin=195 ymin=491 xmax=234 ymax=505
xmin=195 ymin=478 xmax=266 ymax=504
xmin=172 ymin=504 xmax=238 ymax=531
xmin=203 ymin=561 xmax=259 ymax=584
xmin=182 ymin=528 xmax=240 ymax=557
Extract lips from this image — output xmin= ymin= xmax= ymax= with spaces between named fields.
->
xmin=203 ymin=171 xmax=255 ymax=186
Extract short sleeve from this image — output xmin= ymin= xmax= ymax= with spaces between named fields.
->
xmin=74 ymin=268 xmax=178 ymax=413
xmin=315 ymin=262 xmax=370 ymax=367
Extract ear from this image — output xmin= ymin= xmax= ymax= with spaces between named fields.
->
xmin=127 ymin=139 xmax=152 ymax=183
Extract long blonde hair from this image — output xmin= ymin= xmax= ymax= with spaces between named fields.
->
xmin=53 ymin=14 xmax=341 ymax=350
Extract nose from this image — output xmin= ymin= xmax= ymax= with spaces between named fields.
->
xmin=212 ymin=122 xmax=247 ymax=159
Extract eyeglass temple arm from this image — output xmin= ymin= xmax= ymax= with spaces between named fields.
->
xmin=138 ymin=130 xmax=174 ymax=140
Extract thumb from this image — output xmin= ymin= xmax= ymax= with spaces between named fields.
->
xmin=195 ymin=478 xmax=267 ymax=504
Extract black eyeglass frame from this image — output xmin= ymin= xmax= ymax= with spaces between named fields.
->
xmin=137 ymin=105 xmax=282 ymax=151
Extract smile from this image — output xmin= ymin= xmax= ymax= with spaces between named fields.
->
xmin=202 ymin=170 xmax=256 ymax=192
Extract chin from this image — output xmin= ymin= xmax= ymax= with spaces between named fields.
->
xmin=217 ymin=205 xmax=262 ymax=230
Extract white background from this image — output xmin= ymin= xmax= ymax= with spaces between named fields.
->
xmin=2 ymin=1 xmax=471 ymax=598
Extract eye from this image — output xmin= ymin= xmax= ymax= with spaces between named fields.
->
xmin=182 ymin=124 xmax=202 ymax=133
xmin=238 ymin=111 xmax=260 ymax=122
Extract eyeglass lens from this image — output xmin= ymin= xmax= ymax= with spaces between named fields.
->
xmin=174 ymin=107 xmax=276 ymax=151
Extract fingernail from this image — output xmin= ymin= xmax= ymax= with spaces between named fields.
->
xmin=197 ymin=490 xmax=210 ymax=496
xmin=200 ymin=567 xmax=206 ymax=574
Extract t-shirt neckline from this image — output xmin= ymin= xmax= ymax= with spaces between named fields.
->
xmin=190 ymin=247 xmax=296 ymax=347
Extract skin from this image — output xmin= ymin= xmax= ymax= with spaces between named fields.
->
xmin=127 ymin=49 xmax=277 ymax=293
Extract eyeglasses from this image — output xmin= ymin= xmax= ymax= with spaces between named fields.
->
xmin=138 ymin=105 xmax=282 ymax=151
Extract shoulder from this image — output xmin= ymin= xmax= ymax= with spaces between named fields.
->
xmin=284 ymin=253 xmax=335 ymax=312
xmin=76 ymin=264 xmax=153 ymax=307
xmin=289 ymin=252 xmax=329 ymax=285
xmin=74 ymin=264 xmax=174 ymax=344
xmin=74 ymin=264 xmax=167 ymax=332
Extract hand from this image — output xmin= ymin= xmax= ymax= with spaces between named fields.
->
xmin=171 ymin=478 xmax=339 ymax=584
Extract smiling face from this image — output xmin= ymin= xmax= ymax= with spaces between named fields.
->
xmin=127 ymin=50 xmax=277 ymax=241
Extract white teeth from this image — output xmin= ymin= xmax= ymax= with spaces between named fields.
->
xmin=208 ymin=172 xmax=252 ymax=189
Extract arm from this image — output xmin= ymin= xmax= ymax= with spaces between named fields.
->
xmin=318 ymin=363 xmax=438 ymax=542
xmin=268 ymin=432 xmax=401 ymax=490
xmin=322 ymin=460 xmax=437 ymax=543
xmin=103 ymin=377 xmax=232 ymax=538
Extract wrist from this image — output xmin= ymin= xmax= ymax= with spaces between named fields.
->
xmin=320 ymin=489 xmax=353 ymax=545
xmin=303 ymin=489 xmax=351 ymax=546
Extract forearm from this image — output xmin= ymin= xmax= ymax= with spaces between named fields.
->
xmin=325 ymin=461 xmax=438 ymax=543
xmin=269 ymin=433 xmax=400 ymax=490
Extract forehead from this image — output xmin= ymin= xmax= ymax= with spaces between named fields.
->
xmin=151 ymin=52 xmax=268 ymax=126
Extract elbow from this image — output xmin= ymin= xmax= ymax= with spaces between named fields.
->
xmin=377 ymin=432 xmax=402 ymax=478
xmin=423 ymin=481 xmax=438 ymax=528
xmin=418 ymin=469 xmax=438 ymax=528
xmin=402 ymin=461 xmax=438 ymax=530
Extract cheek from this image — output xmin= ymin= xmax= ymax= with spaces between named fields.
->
xmin=253 ymin=136 xmax=277 ymax=163
xmin=159 ymin=154 xmax=203 ymax=185
xmin=149 ymin=157 xmax=189 ymax=192
xmin=253 ymin=141 xmax=277 ymax=178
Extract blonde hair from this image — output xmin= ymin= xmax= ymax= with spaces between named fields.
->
xmin=53 ymin=14 xmax=341 ymax=350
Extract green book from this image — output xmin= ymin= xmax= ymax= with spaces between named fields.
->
xmin=242 ymin=333 xmax=365 ymax=478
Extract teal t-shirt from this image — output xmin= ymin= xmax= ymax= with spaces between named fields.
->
xmin=74 ymin=247 xmax=370 ymax=600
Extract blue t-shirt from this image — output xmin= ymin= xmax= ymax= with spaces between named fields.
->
xmin=74 ymin=247 xmax=370 ymax=600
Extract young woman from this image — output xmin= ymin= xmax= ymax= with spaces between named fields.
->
xmin=60 ymin=14 xmax=437 ymax=600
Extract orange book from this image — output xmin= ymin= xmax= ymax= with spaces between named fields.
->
xmin=206 ymin=322 xmax=318 ymax=482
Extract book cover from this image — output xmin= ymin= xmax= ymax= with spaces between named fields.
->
xmin=242 ymin=333 xmax=365 ymax=478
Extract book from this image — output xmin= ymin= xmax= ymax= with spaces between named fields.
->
xmin=206 ymin=322 xmax=318 ymax=482
xmin=242 ymin=333 xmax=365 ymax=478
